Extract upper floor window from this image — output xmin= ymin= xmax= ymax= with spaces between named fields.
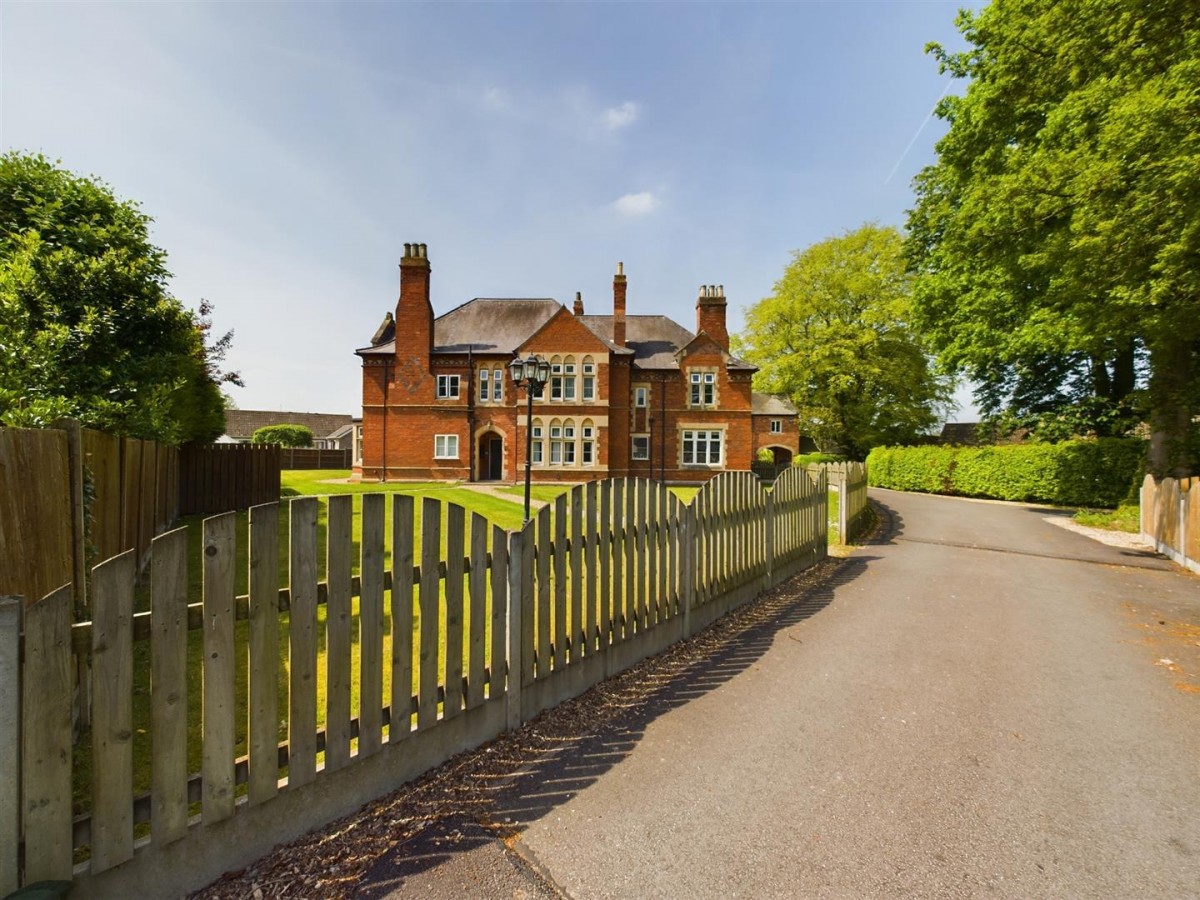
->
xmin=582 ymin=422 xmax=595 ymax=465
xmin=634 ymin=386 xmax=648 ymax=408
xmin=550 ymin=358 xmax=564 ymax=401
xmin=689 ymin=372 xmax=715 ymax=407
xmin=531 ymin=421 xmax=544 ymax=464
xmin=437 ymin=374 xmax=460 ymax=399
xmin=479 ymin=369 xmax=491 ymax=402
xmin=582 ymin=359 xmax=596 ymax=401
xmin=492 ymin=368 xmax=503 ymax=402
xmin=770 ymin=419 xmax=783 ymax=433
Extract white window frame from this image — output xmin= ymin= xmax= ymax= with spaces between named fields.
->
xmin=531 ymin=423 xmax=544 ymax=464
xmin=550 ymin=362 xmax=564 ymax=401
xmin=437 ymin=374 xmax=460 ymax=399
xmin=635 ymin=386 xmax=648 ymax=408
xmin=478 ymin=369 xmax=490 ymax=402
xmin=681 ymin=429 xmax=722 ymax=466
xmin=434 ymin=434 xmax=459 ymax=459
xmin=770 ymin=419 xmax=782 ymax=433
xmin=582 ymin=424 xmax=595 ymax=465
xmin=689 ymin=372 xmax=715 ymax=407
xmin=632 ymin=435 xmax=650 ymax=461
xmin=582 ymin=361 xmax=596 ymax=401
xmin=492 ymin=368 xmax=503 ymax=402
xmin=563 ymin=362 xmax=577 ymax=401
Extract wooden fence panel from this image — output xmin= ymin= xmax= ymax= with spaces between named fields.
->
xmin=359 ymin=495 xmax=385 ymax=756
xmin=444 ymin=503 xmax=465 ymax=720
xmin=535 ymin=505 xmax=551 ymax=678
xmin=647 ymin=482 xmax=658 ymax=627
xmin=202 ymin=513 xmax=236 ymax=823
xmin=247 ymin=504 xmax=280 ymax=804
xmin=611 ymin=479 xmax=624 ymax=644
xmin=151 ymin=527 xmax=190 ymax=839
xmin=598 ymin=481 xmax=612 ymax=649
xmin=467 ymin=513 xmax=487 ymax=710
xmin=390 ymin=495 xmax=415 ymax=742
xmin=490 ymin=523 xmax=508 ymax=699
xmin=288 ymin=498 xmax=319 ymax=786
xmin=0 ymin=429 xmax=72 ymax=607
xmin=635 ymin=478 xmax=647 ymax=631
xmin=21 ymin=584 xmax=73 ymax=882
xmin=418 ymin=498 xmax=440 ymax=729
xmin=584 ymin=482 xmax=598 ymax=654
xmin=325 ymin=496 xmax=353 ymax=771
xmin=90 ymin=550 xmax=135 ymax=872
xmin=624 ymin=478 xmax=636 ymax=638
xmin=569 ymin=486 xmax=583 ymax=660
xmin=281 ymin=447 xmax=353 ymax=470
xmin=552 ymin=495 xmax=566 ymax=672
xmin=179 ymin=444 xmax=281 ymax=516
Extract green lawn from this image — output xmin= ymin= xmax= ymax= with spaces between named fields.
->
xmin=1073 ymin=503 xmax=1140 ymax=533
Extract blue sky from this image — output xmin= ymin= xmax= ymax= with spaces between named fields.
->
xmin=2 ymin=1 xmax=977 ymax=418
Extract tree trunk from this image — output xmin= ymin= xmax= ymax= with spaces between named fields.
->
xmin=1147 ymin=339 xmax=1195 ymax=477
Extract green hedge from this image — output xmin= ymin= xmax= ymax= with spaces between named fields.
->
xmin=251 ymin=423 xmax=313 ymax=448
xmin=866 ymin=438 xmax=1145 ymax=508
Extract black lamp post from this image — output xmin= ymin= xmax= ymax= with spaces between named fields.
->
xmin=509 ymin=353 xmax=552 ymax=524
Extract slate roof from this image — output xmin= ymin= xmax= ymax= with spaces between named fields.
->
xmin=357 ymin=299 xmax=564 ymax=356
xmin=752 ymin=394 xmax=798 ymax=416
xmin=578 ymin=315 xmax=756 ymax=371
xmin=223 ymin=410 xmax=354 ymax=441
xmin=358 ymin=300 xmax=755 ymax=372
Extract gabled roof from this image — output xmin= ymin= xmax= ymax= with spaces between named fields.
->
xmin=752 ymin=393 xmax=798 ymax=416
xmin=223 ymin=410 xmax=354 ymax=441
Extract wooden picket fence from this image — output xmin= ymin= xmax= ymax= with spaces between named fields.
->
xmin=1141 ymin=474 xmax=1199 ymax=574
xmin=2 ymin=469 xmax=827 ymax=898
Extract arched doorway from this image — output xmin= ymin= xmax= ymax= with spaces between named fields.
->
xmin=767 ymin=445 xmax=793 ymax=468
xmin=478 ymin=431 xmax=504 ymax=481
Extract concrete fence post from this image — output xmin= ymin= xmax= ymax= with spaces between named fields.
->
xmin=0 ymin=596 xmax=20 ymax=895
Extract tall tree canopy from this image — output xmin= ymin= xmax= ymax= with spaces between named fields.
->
xmin=0 ymin=152 xmax=239 ymax=443
xmin=908 ymin=0 xmax=1200 ymax=474
xmin=733 ymin=224 xmax=952 ymax=459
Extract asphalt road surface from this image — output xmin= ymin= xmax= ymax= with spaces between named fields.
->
xmin=363 ymin=489 xmax=1200 ymax=899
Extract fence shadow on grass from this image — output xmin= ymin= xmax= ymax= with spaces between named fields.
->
xmin=355 ymin=553 xmax=876 ymax=897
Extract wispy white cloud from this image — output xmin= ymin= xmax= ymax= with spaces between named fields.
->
xmin=613 ymin=191 xmax=660 ymax=216
xmin=602 ymin=101 xmax=640 ymax=130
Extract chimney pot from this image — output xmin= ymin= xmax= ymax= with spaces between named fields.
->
xmin=404 ymin=242 xmax=412 ymax=257
xmin=617 ymin=262 xmax=624 ymax=276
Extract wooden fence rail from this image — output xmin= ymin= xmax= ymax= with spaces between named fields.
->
xmin=1141 ymin=474 xmax=1199 ymax=574
xmin=6 ymin=472 xmax=829 ymax=898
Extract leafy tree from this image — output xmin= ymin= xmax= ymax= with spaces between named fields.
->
xmin=908 ymin=0 xmax=1200 ymax=475
xmin=252 ymin=424 xmax=313 ymax=448
xmin=733 ymin=224 xmax=953 ymax=459
xmin=0 ymin=152 xmax=240 ymax=443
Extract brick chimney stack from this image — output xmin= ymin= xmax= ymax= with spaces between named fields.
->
xmin=397 ymin=242 xmax=434 ymax=363
xmin=613 ymin=262 xmax=627 ymax=347
xmin=573 ymin=291 xmax=585 ymax=316
xmin=696 ymin=284 xmax=729 ymax=351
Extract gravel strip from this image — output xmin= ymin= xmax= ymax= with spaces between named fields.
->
xmin=1042 ymin=514 xmax=1153 ymax=551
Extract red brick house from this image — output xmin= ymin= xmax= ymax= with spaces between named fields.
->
xmin=354 ymin=243 xmax=799 ymax=483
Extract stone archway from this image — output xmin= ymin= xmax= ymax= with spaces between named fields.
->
xmin=766 ymin=445 xmax=793 ymax=468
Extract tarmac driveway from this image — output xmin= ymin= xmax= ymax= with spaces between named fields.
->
xmin=487 ymin=489 xmax=1200 ymax=898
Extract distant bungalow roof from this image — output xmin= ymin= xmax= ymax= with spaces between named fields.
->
xmin=752 ymin=394 xmax=798 ymax=416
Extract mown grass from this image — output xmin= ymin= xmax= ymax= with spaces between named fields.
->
xmin=1073 ymin=502 xmax=1140 ymax=533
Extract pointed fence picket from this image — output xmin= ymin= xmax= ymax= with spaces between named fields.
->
xmin=8 ymin=471 xmax=836 ymax=898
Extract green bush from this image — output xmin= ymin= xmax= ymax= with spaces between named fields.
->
xmin=795 ymin=452 xmax=847 ymax=466
xmin=866 ymin=438 xmax=1145 ymax=508
xmin=251 ymin=424 xmax=313 ymax=448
